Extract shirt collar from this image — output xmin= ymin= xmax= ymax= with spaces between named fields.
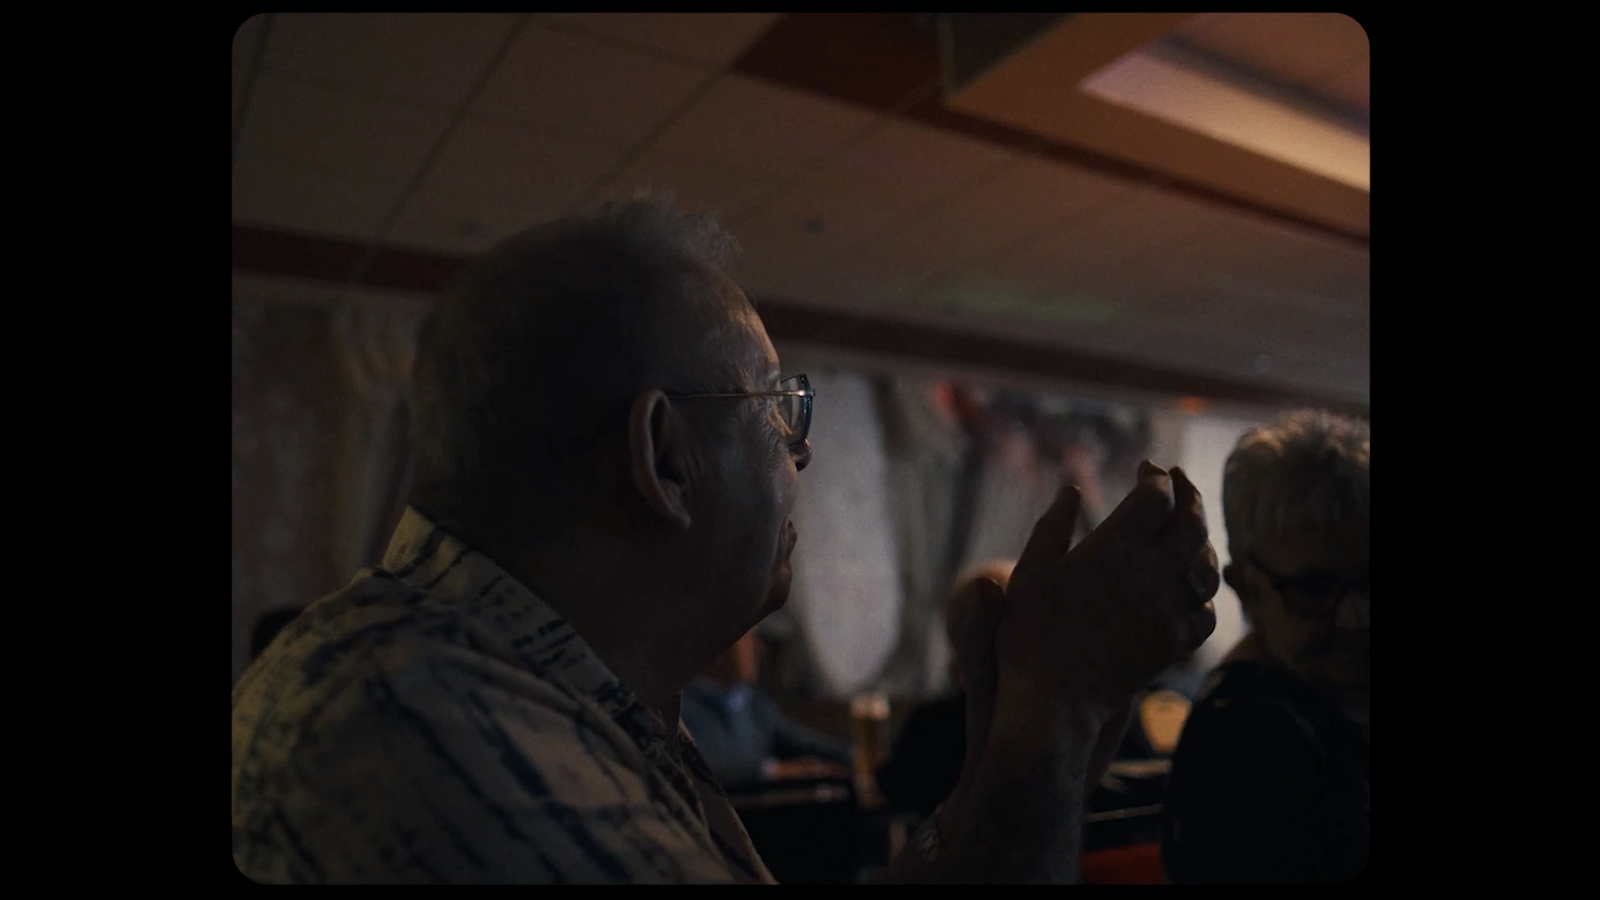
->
xmin=380 ymin=505 xmax=645 ymax=723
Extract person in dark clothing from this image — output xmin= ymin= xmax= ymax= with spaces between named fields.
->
xmin=876 ymin=694 xmax=965 ymax=819
xmin=681 ymin=630 xmax=852 ymax=789
xmin=875 ymin=560 xmax=1014 ymax=818
xmin=1161 ymin=410 xmax=1370 ymax=884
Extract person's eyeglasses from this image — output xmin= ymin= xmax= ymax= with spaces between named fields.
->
xmin=1247 ymin=554 xmax=1369 ymax=621
xmin=668 ymin=374 xmax=814 ymax=448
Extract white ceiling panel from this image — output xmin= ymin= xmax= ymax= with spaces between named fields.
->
xmin=1147 ymin=201 xmax=1370 ymax=319
xmin=233 ymin=155 xmax=407 ymax=241
xmin=592 ymin=148 xmax=784 ymax=229
xmin=1156 ymin=210 xmax=1318 ymax=282
xmin=540 ymin=13 xmax=780 ymax=68
xmin=647 ymin=74 xmax=881 ymax=178
xmin=261 ymin=13 xmax=519 ymax=109
xmin=473 ymin=23 xmax=710 ymax=146
xmin=732 ymin=198 xmax=876 ymax=298
xmin=742 ymin=239 xmax=939 ymax=315
xmin=976 ymin=183 xmax=1219 ymax=292
xmin=859 ymin=154 xmax=1137 ymax=287
xmin=731 ymin=120 xmax=1023 ymax=286
xmin=229 ymin=13 xmax=1368 ymax=404
xmin=386 ymin=118 xmax=634 ymax=255
xmin=806 ymin=119 xmax=1023 ymax=214
xmin=236 ymin=74 xmax=453 ymax=183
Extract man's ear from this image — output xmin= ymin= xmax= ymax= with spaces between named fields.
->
xmin=628 ymin=390 xmax=693 ymax=532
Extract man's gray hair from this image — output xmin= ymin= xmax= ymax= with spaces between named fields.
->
xmin=408 ymin=190 xmax=745 ymax=537
xmin=1221 ymin=410 xmax=1370 ymax=563
xmin=592 ymin=188 xmax=742 ymax=274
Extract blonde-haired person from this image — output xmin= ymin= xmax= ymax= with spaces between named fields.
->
xmin=1161 ymin=410 xmax=1369 ymax=884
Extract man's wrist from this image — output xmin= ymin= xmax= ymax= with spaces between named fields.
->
xmin=990 ymin=678 xmax=1113 ymax=741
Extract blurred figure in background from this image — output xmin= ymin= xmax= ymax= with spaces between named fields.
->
xmin=1161 ymin=410 xmax=1370 ymax=884
xmin=682 ymin=629 xmax=852 ymax=789
xmin=875 ymin=560 xmax=1015 ymax=819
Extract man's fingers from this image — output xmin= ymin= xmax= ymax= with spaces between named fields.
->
xmin=1018 ymin=483 xmax=1083 ymax=568
xmin=1176 ymin=602 xmax=1218 ymax=655
xmin=1159 ymin=467 xmax=1211 ymax=566
xmin=1187 ymin=543 xmax=1221 ymax=604
xmin=1100 ymin=460 xmax=1175 ymax=540
xmin=970 ymin=578 xmax=1008 ymax=633
xmin=961 ymin=577 xmax=1008 ymax=676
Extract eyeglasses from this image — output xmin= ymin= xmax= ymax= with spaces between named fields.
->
xmin=1247 ymin=554 xmax=1369 ymax=621
xmin=668 ymin=373 xmax=814 ymax=448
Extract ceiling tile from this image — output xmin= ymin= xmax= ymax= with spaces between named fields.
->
xmin=540 ymin=13 xmax=780 ymax=68
xmin=860 ymin=154 xmax=1136 ymax=284
xmin=236 ymin=74 xmax=454 ymax=183
xmin=1154 ymin=213 xmax=1370 ymax=316
xmin=473 ymin=23 xmax=709 ymax=146
xmin=744 ymin=242 xmax=937 ymax=314
xmin=731 ymin=198 xmax=874 ymax=292
xmin=731 ymin=120 xmax=1022 ymax=282
xmin=592 ymin=149 xmax=784 ymax=231
xmin=980 ymin=183 xmax=1217 ymax=291
xmin=262 ymin=14 xmax=519 ymax=109
xmin=386 ymin=118 xmax=634 ymax=255
xmin=647 ymin=74 xmax=881 ymax=178
xmin=233 ymin=154 xmax=406 ymax=241
xmin=810 ymin=119 xmax=1022 ymax=211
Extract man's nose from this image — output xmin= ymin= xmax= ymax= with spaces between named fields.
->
xmin=792 ymin=439 xmax=812 ymax=472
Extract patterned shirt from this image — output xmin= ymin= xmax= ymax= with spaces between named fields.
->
xmin=232 ymin=507 xmax=776 ymax=884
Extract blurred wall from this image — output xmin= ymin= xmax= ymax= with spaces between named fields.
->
xmin=231 ymin=274 xmax=431 ymax=684
xmin=782 ymin=368 xmax=905 ymax=697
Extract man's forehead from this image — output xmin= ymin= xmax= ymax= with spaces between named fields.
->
xmin=683 ymin=265 xmax=779 ymax=382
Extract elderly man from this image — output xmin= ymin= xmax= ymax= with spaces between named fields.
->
xmin=231 ymin=195 xmax=1218 ymax=884
xmin=1161 ymin=410 xmax=1370 ymax=884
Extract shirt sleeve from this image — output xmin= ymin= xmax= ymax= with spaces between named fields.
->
xmin=234 ymin=645 xmax=736 ymax=884
xmin=1160 ymin=699 xmax=1340 ymax=884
